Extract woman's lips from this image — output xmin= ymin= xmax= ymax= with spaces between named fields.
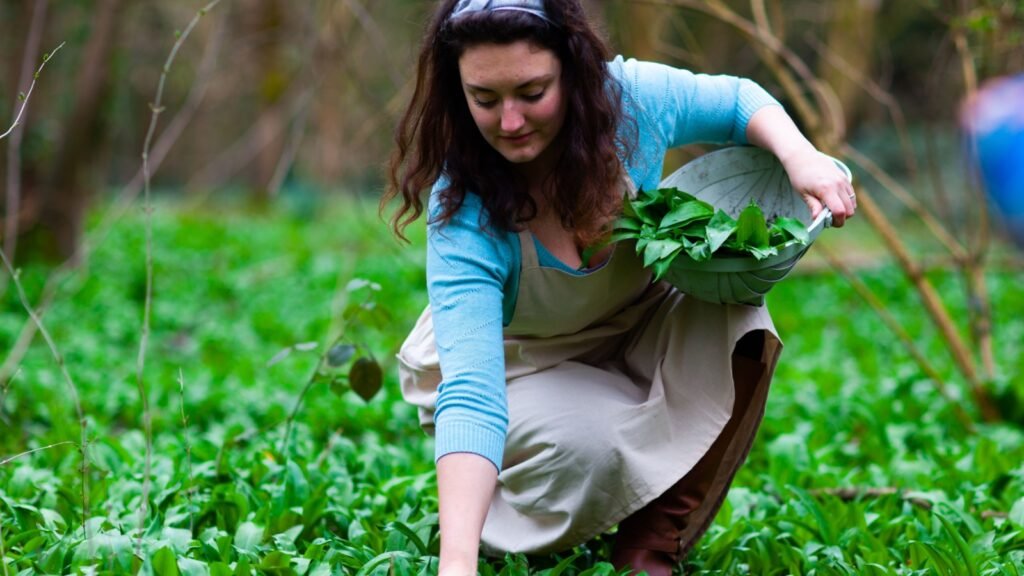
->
xmin=501 ymin=132 xmax=534 ymax=144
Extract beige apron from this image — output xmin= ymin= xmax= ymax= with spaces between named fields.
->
xmin=398 ymin=181 xmax=782 ymax=556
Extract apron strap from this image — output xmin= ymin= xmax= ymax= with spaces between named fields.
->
xmin=518 ymin=230 xmax=540 ymax=270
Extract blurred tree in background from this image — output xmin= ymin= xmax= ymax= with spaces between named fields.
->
xmin=1 ymin=0 xmax=1023 ymax=263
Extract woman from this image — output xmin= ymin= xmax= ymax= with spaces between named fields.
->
xmin=383 ymin=1 xmax=855 ymax=574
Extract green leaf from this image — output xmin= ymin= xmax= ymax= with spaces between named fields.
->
xmin=684 ymin=241 xmax=711 ymax=262
xmin=771 ymin=216 xmax=809 ymax=244
xmin=233 ymin=522 xmax=264 ymax=555
xmin=642 ymin=239 xmax=683 ymax=268
xmin=1010 ymin=498 xmax=1024 ymax=528
xmin=349 ymin=357 xmax=383 ymax=401
xmin=659 ymin=200 xmax=714 ymax=231
xmin=705 ymin=210 xmax=737 ymax=253
xmin=153 ymin=547 xmax=180 ymax=576
xmin=612 ymin=217 xmax=642 ymax=232
xmin=736 ymin=202 xmax=770 ymax=249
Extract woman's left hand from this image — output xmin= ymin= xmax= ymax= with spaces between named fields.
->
xmin=779 ymin=148 xmax=856 ymax=227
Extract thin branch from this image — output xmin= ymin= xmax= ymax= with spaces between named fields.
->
xmin=3 ymin=0 xmax=49 ymax=264
xmin=0 ymin=42 xmax=65 ymax=141
xmin=0 ymin=248 xmax=89 ymax=531
xmin=0 ymin=6 xmax=227 ymax=398
xmin=0 ymin=441 xmax=75 ymax=466
xmin=134 ymin=0 xmax=224 ymax=553
xmin=842 ymin=145 xmax=967 ymax=262
xmin=804 ymin=31 xmax=920 ymax=183
xmin=837 ymin=175 xmax=998 ymax=422
xmin=817 ymin=245 xmax=976 ymax=432
xmin=113 ymin=11 xmax=226 ymax=211
xmin=340 ymin=0 xmax=403 ymax=89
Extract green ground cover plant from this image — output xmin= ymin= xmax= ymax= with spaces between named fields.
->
xmin=0 ymin=197 xmax=1023 ymax=575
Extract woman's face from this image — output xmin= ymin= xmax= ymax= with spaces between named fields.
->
xmin=458 ymin=40 xmax=567 ymax=173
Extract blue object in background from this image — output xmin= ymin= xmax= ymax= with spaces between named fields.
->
xmin=963 ymin=74 xmax=1024 ymax=247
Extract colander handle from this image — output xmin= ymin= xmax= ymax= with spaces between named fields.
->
xmin=812 ymin=154 xmax=854 ymax=230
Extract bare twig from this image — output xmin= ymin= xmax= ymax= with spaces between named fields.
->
xmin=184 ymin=84 xmax=312 ymax=194
xmin=341 ymin=0 xmax=403 ymax=89
xmin=134 ymin=0 xmax=224 ymax=553
xmin=3 ymin=0 xmax=49 ymax=265
xmin=805 ymin=32 xmax=920 ymax=182
xmin=0 ymin=6 xmax=226 ymax=397
xmin=842 ymin=145 xmax=967 ymax=262
xmin=0 ymin=42 xmax=64 ymax=141
xmin=113 ymin=11 xmax=226 ymax=212
xmin=0 ymin=248 xmax=89 ymax=532
xmin=178 ymin=369 xmax=195 ymax=534
xmin=811 ymin=486 xmax=1005 ymax=519
xmin=953 ymin=12 xmax=996 ymax=382
xmin=0 ymin=441 xmax=75 ymax=466
xmin=817 ymin=245 xmax=976 ymax=432
xmin=837 ymin=177 xmax=998 ymax=422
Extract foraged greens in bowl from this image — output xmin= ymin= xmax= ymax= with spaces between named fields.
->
xmin=611 ymin=187 xmax=810 ymax=280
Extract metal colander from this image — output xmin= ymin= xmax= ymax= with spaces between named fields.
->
xmin=656 ymin=146 xmax=852 ymax=306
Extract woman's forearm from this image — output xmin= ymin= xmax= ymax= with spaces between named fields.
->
xmin=744 ymin=105 xmax=857 ymax=226
xmin=437 ymin=452 xmax=499 ymax=576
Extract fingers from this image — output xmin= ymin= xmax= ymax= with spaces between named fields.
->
xmin=816 ymin=178 xmax=856 ymax=228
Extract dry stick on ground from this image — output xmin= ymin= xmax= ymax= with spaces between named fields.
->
xmin=177 ymin=369 xmax=195 ymax=534
xmin=134 ymin=0 xmax=224 ymax=553
xmin=0 ymin=249 xmax=89 ymax=535
xmin=811 ymin=486 xmax=1006 ymax=519
xmin=817 ymin=245 xmax=976 ymax=432
xmin=0 ymin=12 xmax=225 ymax=399
xmin=3 ymin=0 xmax=49 ymax=267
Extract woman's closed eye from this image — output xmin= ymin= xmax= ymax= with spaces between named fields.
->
xmin=471 ymin=91 xmax=545 ymax=109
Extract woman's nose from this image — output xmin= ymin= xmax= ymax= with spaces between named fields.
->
xmin=500 ymin=103 xmax=525 ymax=133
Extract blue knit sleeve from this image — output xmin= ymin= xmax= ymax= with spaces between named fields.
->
xmin=614 ymin=56 xmax=781 ymax=148
xmin=426 ymin=183 xmax=516 ymax=472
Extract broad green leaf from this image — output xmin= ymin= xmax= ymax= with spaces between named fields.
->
xmin=642 ymin=239 xmax=683 ymax=268
xmin=153 ymin=547 xmax=180 ymax=576
xmin=211 ymin=564 xmax=234 ymax=576
xmin=747 ymin=245 xmax=778 ymax=261
xmin=1010 ymin=498 xmax=1024 ymax=528
xmin=612 ymin=217 xmax=642 ymax=232
xmin=233 ymin=522 xmax=264 ymax=555
xmin=684 ymin=241 xmax=711 ymax=262
xmin=771 ymin=216 xmax=809 ymax=244
xmin=736 ymin=202 xmax=770 ymax=248
xmin=705 ymin=210 xmax=737 ymax=253
xmin=659 ymin=200 xmax=714 ymax=231
xmin=178 ymin=558 xmax=212 ymax=576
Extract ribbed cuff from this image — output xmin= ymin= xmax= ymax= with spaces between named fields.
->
xmin=734 ymin=80 xmax=783 ymax=144
xmin=434 ymin=418 xmax=506 ymax=473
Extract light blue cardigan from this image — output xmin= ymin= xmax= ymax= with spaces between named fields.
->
xmin=423 ymin=56 xmax=782 ymax=472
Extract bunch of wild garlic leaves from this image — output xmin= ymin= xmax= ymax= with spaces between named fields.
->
xmin=612 ymin=187 xmax=810 ymax=279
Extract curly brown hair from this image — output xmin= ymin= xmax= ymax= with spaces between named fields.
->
xmin=383 ymin=0 xmax=634 ymax=246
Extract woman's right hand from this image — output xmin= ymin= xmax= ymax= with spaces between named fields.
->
xmin=437 ymin=452 xmax=499 ymax=576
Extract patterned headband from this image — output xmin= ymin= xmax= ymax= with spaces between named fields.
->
xmin=448 ymin=0 xmax=554 ymax=25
